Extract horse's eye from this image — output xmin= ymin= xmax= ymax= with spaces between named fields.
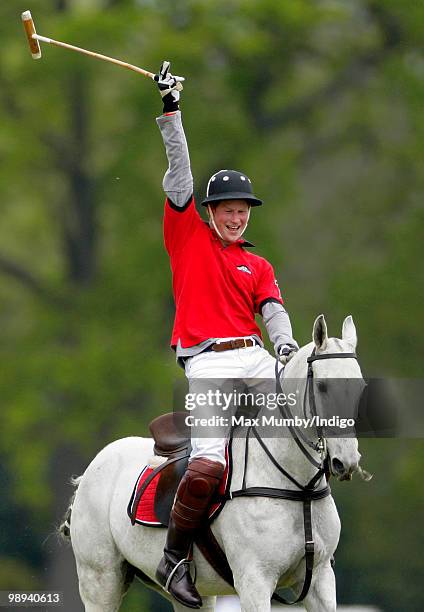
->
xmin=317 ymin=381 xmax=327 ymax=393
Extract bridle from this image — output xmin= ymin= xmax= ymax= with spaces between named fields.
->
xmin=224 ymin=346 xmax=358 ymax=605
xmin=281 ymin=348 xmax=358 ymax=469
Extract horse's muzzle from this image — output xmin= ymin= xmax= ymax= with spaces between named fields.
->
xmin=331 ymin=458 xmax=354 ymax=481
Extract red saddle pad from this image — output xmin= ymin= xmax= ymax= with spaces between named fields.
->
xmin=128 ymin=449 xmax=230 ymax=527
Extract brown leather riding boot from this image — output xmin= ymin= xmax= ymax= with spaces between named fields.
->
xmin=156 ymin=457 xmax=224 ymax=609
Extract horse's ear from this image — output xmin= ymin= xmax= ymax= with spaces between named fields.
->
xmin=313 ymin=314 xmax=328 ymax=350
xmin=342 ymin=315 xmax=357 ymax=350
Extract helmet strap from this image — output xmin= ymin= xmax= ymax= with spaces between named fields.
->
xmin=207 ymin=205 xmax=225 ymax=241
xmin=239 ymin=206 xmax=251 ymax=236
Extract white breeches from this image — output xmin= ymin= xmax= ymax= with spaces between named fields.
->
xmin=185 ymin=342 xmax=278 ymax=466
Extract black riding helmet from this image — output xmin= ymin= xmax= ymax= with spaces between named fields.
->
xmin=201 ymin=170 xmax=263 ymax=207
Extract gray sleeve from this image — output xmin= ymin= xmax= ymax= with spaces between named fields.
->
xmin=156 ymin=111 xmax=193 ymax=207
xmin=262 ymin=301 xmax=299 ymax=356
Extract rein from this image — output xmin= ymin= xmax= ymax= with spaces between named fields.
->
xmin=225 ymin=347 xmax=357 ymax=605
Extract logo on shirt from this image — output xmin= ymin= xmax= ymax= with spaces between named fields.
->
xmin=237 ymin=265 xmax=252 ymax=275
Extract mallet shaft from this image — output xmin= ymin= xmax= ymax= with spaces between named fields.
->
xmin=32 ymin=34 xmax=155 ymax=79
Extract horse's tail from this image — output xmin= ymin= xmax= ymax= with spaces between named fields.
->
xmin=58 ymin=475 xmax=83 ymax=541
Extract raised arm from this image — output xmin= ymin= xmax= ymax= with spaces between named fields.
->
xmin=155 ymin=61 xmax=193 ymax=208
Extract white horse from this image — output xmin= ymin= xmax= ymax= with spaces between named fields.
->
xmin=61 ymin=315 xmax=369 ymax=612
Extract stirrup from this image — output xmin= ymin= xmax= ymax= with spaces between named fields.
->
xmin=164 ymin=557 xmax=197 ymax=593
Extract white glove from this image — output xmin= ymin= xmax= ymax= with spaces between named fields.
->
xmin=278 ymin=344 xmax=298 ymax=365
xmin=154 ymin=61 xmax=184 ymax=112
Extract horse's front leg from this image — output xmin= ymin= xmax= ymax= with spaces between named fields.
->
xmin=232 ymin=569 xmax=275 ymax=612
xmin=303 ymin=561 xmax=336 ymax=612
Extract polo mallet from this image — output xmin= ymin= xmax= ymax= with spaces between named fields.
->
xmin=21 ymin=10 xmax=183 ymax=90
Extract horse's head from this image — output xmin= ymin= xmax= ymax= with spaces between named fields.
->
xmin=288 ymin=314 xmax=367 ymax=481
xmin=312 ymin=314 xmax=366 ymax=480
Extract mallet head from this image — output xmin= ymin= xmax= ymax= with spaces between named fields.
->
xmin=22 ymin=10 xmax=41 ymax=59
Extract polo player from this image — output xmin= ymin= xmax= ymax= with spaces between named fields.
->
xmin=154 ymin=61 xmax=299 ymax=609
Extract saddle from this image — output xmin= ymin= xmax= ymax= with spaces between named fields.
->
xmin=149 ymin=411 xmax=191 ymax=458
xmin=148 ymin=412 xmax=191 ymax=525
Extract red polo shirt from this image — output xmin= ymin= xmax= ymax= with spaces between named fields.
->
xmin=164 ymin=197 xmax=284 ymax=348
